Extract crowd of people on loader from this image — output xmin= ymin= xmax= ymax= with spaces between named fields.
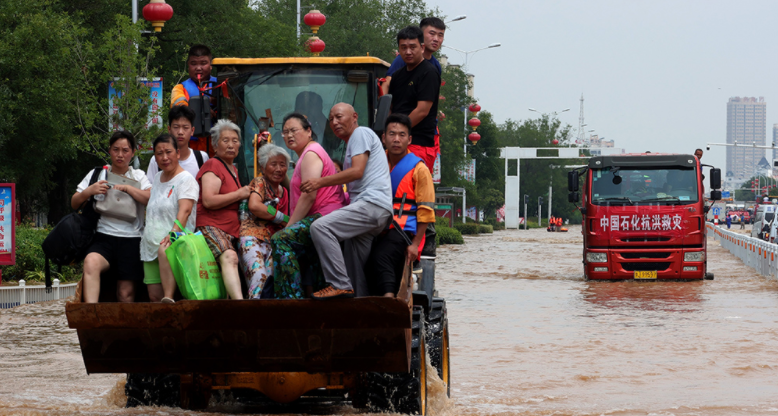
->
xmin=72 ymin=17 xmax=447 ymax=303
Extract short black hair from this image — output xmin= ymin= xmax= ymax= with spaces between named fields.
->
xmin=153 ymin=133 xmax=178 ymax=151
xmin=188 ymin=44 xmax=212 ymax=59
xmin=420 ymin=17 xmax=445 ymax=31
xmin=695 ymin=148 xmax=703 ymax=153
xmin=168 ymin=105 xmax=196 ymax=126
xmin=397 ymin=26 xmax=424 ymax=46
xmin=385 ymin=113 xmax=412 ymax=134
xmin=109 ymin=130 xmax=136 ymax=150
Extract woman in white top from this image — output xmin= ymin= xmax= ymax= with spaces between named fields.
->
xmin=71 ymin=131 xmax=152 ymax=303
xmin=141 ymin=134 xmax=199 ymax=302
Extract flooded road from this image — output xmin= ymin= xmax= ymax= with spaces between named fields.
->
xmin=2 ymin=226 xmax=778 ymax=415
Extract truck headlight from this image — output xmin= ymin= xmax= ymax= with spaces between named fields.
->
xmin=684 ymin=252 xmax=704 ymax=262
xmin=586 ymin=252 xmax=608 ymax=263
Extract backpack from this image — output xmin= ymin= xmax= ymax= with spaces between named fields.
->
xmin=41 ymin=168 xmax=102 ymax=291
xmin=193 ymin=150 xmax=204 ymax=168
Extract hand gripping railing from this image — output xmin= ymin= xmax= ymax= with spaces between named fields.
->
xmin=707 ymin=223 xmax=778 ymax=279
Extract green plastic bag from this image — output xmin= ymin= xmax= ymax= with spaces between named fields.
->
xmin=165 ymin=220 xmax=227 ymax=300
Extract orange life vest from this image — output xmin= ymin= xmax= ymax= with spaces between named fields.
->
xmin=389 ymin=153 xmax=424 ymax=234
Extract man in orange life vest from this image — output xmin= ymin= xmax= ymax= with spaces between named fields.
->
xmin=170 ymin=44 xmax=217 ymax=154
xmin=366 ymin=113 xmax=435 ymax=297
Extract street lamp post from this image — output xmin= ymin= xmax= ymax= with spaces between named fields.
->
xmin=529 ymin=108 xmax=570 ymax=117
xmin=446 ymin=15 xmax=467 ymax=23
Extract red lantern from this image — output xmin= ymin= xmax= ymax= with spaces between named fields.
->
xmin=142 ymin=0 xmax=174 ymax=33
xmin=304 ymin=10 xmax=327 ymax=34
xmin=468 ymin=117 xmax=481 ymax=130
xmin=552 ymin=139 xmax=559 ymax=145
xmin=469 ymin=103 xmax=481 ymax=113
xmin=468 ymin=132 xmax=481 ymax=143
xmin=306 ymin=36 xmax=326 ymax=56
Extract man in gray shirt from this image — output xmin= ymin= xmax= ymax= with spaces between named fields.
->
xmin=300 ymin=103 xmax=392 ymax=299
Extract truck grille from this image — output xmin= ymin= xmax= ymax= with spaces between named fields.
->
xmin=619 ymin=237 xmax=671 ymax=242
xmin=621 ymin=262 xmax=671 ymax=271
xmin=620 ymin=252 xmax=672 ymax=259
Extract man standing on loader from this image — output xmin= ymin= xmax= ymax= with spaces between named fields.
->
xmin=170 ymin=44 xmax=217 ymax=154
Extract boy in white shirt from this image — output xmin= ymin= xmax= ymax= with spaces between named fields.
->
xmin=147 ymin=106 xmax=209 ymax=183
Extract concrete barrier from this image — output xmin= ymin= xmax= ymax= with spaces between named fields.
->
xmin=707 ymin=223 xmax=778 ymax=279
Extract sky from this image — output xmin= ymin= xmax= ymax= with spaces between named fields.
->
xmin=426 ymin=0 xmax=778 ymax=174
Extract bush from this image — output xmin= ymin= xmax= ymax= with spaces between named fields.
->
xmin=435 ymin=216 xmax=452 ymax=228
xmin=0 ymin=223 xmax=82 ymax=282
xmin=478 ymin=224 xmax=494 ymax=234
xmin=453 ymin=223 xmax=480 ymax=235
xmin=436 ymin=226 xmax=464 ymax=245
xmin=493 ymin=222 xmax=505 ymax=231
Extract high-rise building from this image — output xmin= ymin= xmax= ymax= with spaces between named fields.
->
xmin=773 ymin=123 xmax=778 ymax=173
xmin=726 ymin=97 xmax=766 ymax=182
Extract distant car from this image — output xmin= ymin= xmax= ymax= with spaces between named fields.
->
xmin=751 ymin=205 xmax=776 ymax=239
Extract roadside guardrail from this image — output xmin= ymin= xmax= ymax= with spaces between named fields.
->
xmin=708 ymin=223 xmax=778 ymax=279
xmin=0 ymin=279 xmax=77 ymax=309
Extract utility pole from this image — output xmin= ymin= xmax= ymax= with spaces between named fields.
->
xmin=576 ymin=94 xmax=585 ymax=146
xmin=538 ymin=197 xmax=543 ymax=227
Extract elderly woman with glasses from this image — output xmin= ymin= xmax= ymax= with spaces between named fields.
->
xmin=238 ymin=143 xmax=291 ymax=299
xmin=270 ymin=112 xmax=346 ymax=299
xmin=195 ymin=119 xmax=251 ymax=300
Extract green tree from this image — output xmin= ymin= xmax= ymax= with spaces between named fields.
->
xmin=255 ymin=0 xmax=433 ymax=62
xmin=0 ymin=0 xmax=88 ymax=219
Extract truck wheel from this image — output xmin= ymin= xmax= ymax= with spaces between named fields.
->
xmin=125 ymin=373 xmax=180 ymax=408
xmin=179 ymin=373 xmax=213 ymax=410
xmin=427 ymin=298 xmax=451 ymax=397
xmin=361 ymin=306 xmax=428 ymax=415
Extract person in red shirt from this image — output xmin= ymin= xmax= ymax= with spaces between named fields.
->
xmin=195 ymin=119 xmax=251 ymax=300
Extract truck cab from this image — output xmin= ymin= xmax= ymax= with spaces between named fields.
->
xmin=569 ymin=153 xmax=721 ymax=280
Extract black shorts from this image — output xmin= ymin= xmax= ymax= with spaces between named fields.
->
xmin=85 ymin=232 xmax=144 ymax=282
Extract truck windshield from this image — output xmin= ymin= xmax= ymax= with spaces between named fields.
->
xmin=221 ymin=69 xmax=370 ymax=182
xmin=591 ymin=167 xmax=698 ymax=204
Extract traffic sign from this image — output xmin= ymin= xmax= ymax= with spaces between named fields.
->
xmin=712 ymin=207 xmax=721 ymax=216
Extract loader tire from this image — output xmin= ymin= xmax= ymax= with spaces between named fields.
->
xmin=125 ymin=373 xmax=180 ymax=408
xmin=361 ymin=306 xmax=428 ymax=415
xmin=427 ymin=298 xmax=450 ymax=397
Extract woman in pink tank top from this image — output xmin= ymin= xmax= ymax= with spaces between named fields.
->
xmin=270 ymin=113 xmax=346 ymax=299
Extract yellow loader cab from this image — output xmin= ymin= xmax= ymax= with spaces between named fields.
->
xmin=211 ymin=57 xmax=392 ymax=185
xmin=65 ymin=56 xmax=449 ymax=415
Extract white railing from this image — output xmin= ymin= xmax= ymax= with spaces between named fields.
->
xmin=708 ymin=223 xmax=778 ymax=279
xmin=0 ymin=279 xmax=77 ymax=309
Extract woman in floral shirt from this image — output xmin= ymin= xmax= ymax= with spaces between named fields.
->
xmin=239 ymin=144 xmax=290 ymax=298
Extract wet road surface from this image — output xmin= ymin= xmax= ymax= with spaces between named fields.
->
xmin=1 ymin=226 xmax=778 ymax=415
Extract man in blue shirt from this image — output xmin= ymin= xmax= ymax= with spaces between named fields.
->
xmin=382 ymin=17 xmax=446 ymax=95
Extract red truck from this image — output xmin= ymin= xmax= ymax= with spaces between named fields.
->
xmin=568 ymin=153 xmax=721 ymax=280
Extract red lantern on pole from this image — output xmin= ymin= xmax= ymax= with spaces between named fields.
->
xmin=552 ymin=139 xmax=559 ymax=145
xmin=468 ymin=117 xmax=481 ymax=130
xmin=468 ymin=132 xmax=481 ymax=144
xmin=468 ymin=103 xmax=481 ymax=113
xmin=306 ymin=36 xmax=326 ymax=56
xmin=142 ymin=0 xmax=174 ymax=33
xmin=304 ymin=10 xmax=327 ymax=34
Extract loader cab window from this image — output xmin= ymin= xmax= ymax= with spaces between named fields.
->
xmin=591 ymin=167 xmax=698 ymax=205
xmin=221 ymin=69 xmax=370 ymax=184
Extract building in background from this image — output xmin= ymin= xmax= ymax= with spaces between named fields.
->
xmin=773 ymin=123 xmax=778 ymax=175
xmin=588 ymin=134 xmax=616 ymax=156
xmin=726 ymin=97 xmax=766 ymax=184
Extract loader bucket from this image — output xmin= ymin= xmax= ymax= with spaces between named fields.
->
xmin=66 ymin=295 xmax=412 ymax=375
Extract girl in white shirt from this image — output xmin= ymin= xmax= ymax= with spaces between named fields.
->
xmin=140 ymin=134 xmax=200 ymax=302
xmin=71 ymin=131 xmax=151 ymax=303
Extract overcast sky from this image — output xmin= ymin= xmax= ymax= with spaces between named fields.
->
xmin=426 ymin=0 xmax=778 ymax=172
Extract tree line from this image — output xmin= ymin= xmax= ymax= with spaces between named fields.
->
xmin=1 ymin=0 xmax=581 ymax=226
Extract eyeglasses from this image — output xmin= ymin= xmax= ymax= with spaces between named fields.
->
xmin=282 ymin=128 xmax=302 ymax=136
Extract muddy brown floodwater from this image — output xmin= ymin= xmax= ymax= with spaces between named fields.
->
xmin=2 ymin=226 xmax=778 ymax=415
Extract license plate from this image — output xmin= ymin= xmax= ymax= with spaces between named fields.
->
xmin=634 ymin=271 xmax=657 ymax=280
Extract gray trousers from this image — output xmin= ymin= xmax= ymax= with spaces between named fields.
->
xmin=310 ymin=200 xmax=392 ymax=296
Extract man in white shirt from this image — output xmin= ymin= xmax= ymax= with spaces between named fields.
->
xmin=147 ymin=106 xmax=209 ymax=183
